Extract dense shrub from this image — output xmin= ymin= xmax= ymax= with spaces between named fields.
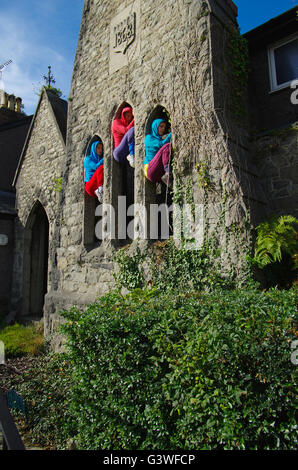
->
xmin=60 ymin=287 xmax=298 ymax=450
xmin=14 ymin=351 xmax=74 ymax=449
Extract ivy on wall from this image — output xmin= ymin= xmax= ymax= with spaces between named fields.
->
xmin=226 ymin=24 xmax=249 ymax=121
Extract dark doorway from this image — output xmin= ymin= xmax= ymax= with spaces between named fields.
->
xmin=23 ymin=202 xmax=49 ymax=318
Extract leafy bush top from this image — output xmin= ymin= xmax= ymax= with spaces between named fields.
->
xmin=60 ymin=287 xmax=298 ymax=450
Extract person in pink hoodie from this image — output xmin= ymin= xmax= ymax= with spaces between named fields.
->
xmin=112 ymin=106 xmax=135 ymax=168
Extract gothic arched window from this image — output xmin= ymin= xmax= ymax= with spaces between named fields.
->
xmin=111 ymin=102 xmax=135 ymax=246
xmin=144 ymin=105 xmax=173 ymax=240
xmin=83 ymin=134 xmax=103 ymax=247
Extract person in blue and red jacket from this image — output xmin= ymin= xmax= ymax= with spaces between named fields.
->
xmin=84 ymin=140 xmax=104 ymax=202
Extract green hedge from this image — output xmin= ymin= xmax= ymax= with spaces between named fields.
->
xmin=16 ymin=352 xmax=75 ymax=449
xmin=60 ymin=287 xmax=298 ymax=450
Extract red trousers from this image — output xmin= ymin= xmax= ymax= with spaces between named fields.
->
xmin=85 ymin=165 xmax=104 ymax=197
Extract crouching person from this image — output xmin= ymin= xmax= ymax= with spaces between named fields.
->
xmin=84 ymin=140 xmax=104 ymax=203
xmin=144 ymin=119 xmax=172 ymax=186
xmin=112 ymin=106 xmax=135 ymax=168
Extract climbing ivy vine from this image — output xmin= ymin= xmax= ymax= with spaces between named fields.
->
xmin=226 ymin=24 xmax=249 ymax=120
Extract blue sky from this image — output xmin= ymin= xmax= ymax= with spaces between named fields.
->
xmin=0 ymin=0 xmax=84 ymax=114
xmin=0 ymin=0 xmax=297 ymax=115
xmin=237 ymin=0 xmax=297 ymax=33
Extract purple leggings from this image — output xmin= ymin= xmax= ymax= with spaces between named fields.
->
xmin=147 ymin=143 xmax=172 ymax=183
xmin=113 ymin=127 xmax=135 ymax=163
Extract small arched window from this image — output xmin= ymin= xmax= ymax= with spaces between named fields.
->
xmin=83 ymin=135 xmax=103 ymax=247
xmin=111 ymin=102 xmax=135 ymax=247
xmin=145 ymin=105 xmax=171 ymax=137
xmin=144 ymin=105 xmax=173 ymax=240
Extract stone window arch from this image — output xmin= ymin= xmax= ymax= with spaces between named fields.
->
xmin=111 ymin=102 xmax=135 ymax=247
xmin=145 ymin=105 xmax=171 ymax=137
xmin=83 ymin=134 xmax=103 ymax=247
xmin=144 ymin=105 xmax=173 ymax=240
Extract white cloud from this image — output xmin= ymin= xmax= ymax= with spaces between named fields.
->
xmin=0 ymin=11 xmax=72 ymax=114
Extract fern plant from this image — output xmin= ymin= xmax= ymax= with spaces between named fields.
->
xmin=250 ymin=215 xmax=298 ymax=268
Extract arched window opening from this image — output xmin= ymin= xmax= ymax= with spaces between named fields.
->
xmin=144 ymin=105 xmax=173 ymax=240
xmin=111 ymin=102 xmax=135 ymax=247
xmin=85 ymin=134 xmax=102 ymax=157
xmin=83 ymin=135 xmax=103 ymax=247
xmin=145 ymin=105 xmax=171 ymax=137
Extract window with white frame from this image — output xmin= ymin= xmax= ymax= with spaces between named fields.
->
xmin=268 ymin=36 xmax=298 ymax=91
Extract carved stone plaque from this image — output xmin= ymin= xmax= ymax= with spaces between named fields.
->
xmin=109 ymin=0 xmax=141 ymax=74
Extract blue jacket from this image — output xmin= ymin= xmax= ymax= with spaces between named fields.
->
xmin=84 ymin=141 xmax=104 ymax=183
xmin=144 ymin=119 xmax=171 ymax=165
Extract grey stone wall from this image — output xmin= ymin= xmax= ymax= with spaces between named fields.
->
xmin=43 ymin=0 xmax=261 ymax=343
xmin=10 ymin=91 xmax=66 ymax=321
xmin=253 ymin=123 xmax=298 ymax=218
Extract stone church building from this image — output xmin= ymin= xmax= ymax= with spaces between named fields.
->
xmin=1 ymin=0 xmax=297 ymax=344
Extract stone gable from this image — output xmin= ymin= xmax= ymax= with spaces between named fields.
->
xmin=9 ymin=90 xmax=66 ymax=321
xmin=15 ymin=91 xmax=65 ymax=226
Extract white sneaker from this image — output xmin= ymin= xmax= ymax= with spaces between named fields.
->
xmin=127 ymin=155 xmax=135 ymax=168
xmin=95 ymin=186 xmax=103 ymax=203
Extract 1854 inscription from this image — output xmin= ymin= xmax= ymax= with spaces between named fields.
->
xmin=113 ymin=13 xmax=136 ymax=55
xmin=109 ymin=1 xmax=140 ymax=74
